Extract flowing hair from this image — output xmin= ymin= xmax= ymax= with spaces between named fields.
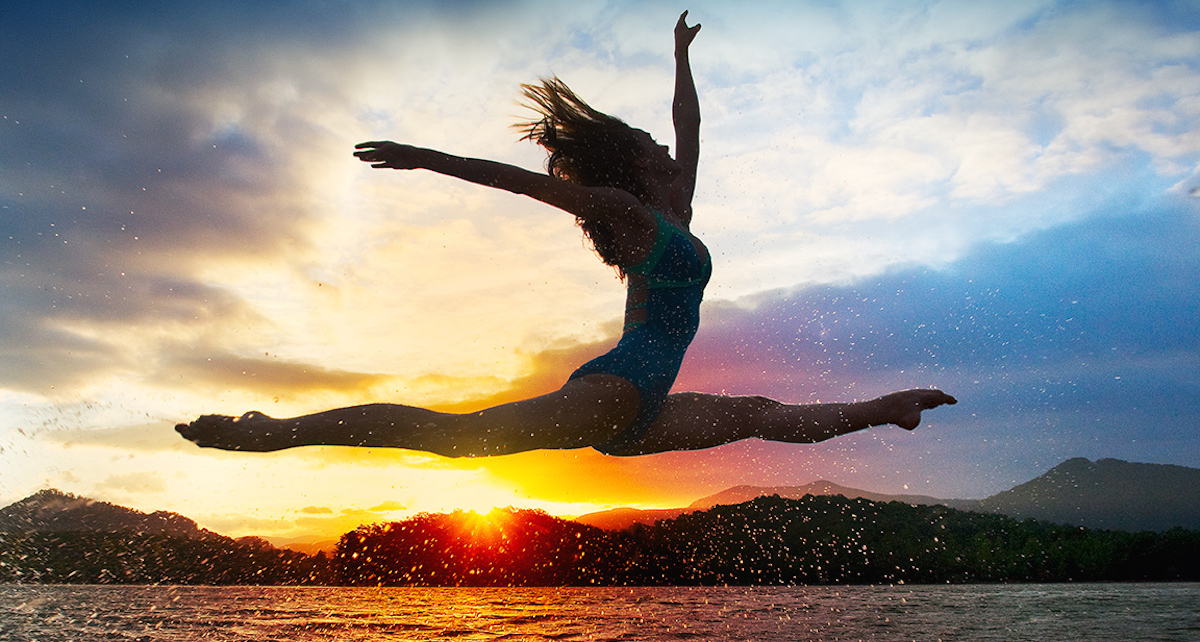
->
xmin=516 ymin=77 xmax=645 ymax=274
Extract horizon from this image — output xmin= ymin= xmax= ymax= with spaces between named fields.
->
xmin=6 ymin=454 xmax=1191 ymax=547
xmin=2 ymin=1 xmax=1199 ymax=543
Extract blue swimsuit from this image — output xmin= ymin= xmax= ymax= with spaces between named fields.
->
xmin=569 ymin=209 xmax=711 ymax=455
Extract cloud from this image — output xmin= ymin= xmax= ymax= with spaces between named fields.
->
xmin=47 ymin=422 xmax=184 ymax=453
xmin=155 ymin=350 xmax=391 ymax=397
xmin=0 ymin=2 xmax=336 ymax=395
xmin=677 ymin=194 xmax=1200 ymax=477
xmin=96 ymin=471 xmax=168 ymax=494
xmin=699 ymin=196 xmax=1199 ymax=383
xmin=204 ymin=500 xmax=416 ymax=539
xmin=0 ymin=1 xmax=628 ymax=402
xmin=298 ymin=506 xmax=332 ymax=515
xmin=424 ymin=333 xmax=620 ymax=413
xmin=367 ymin=501 xmax=407 ymax=512
xmin=0 ymin=271 xmax=264 ymax=394
xmin=5 ymin=0 xmax=1198 ymax=402
xmin=695 ymin=0 xmax=1200 ymax=295
xmin=198 ymin=513 xmax=298 ymax=538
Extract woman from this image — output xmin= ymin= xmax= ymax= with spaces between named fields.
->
xmin=177 ymin=12 xmax=955 ymax=457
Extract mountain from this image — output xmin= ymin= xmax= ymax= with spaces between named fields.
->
xmin=575 ymin=459 xmax=1200 ymax=533
xmin=571 ymin=506 xmax=691 ymax=531
xmin=0 ymin=488 xmax=215 ymax=539
xmin=344 ymin=495 xmax=1200 ymax=586
xmin=974 ymin=457 xmax=1200 ymax=531
xmin=265 ymin=535 xmax=341 ymax=556
xmin=688 ymin=481 xmax=978 ymax=511
xmin=0 ymin=489 xmax=334 ymax=585
xmin=575 ymin=480 xmax=972 ymax=530
xmin=5 ymin=477 xmax=1198 ymax=587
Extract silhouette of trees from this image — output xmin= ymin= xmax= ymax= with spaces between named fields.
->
xmin=607 ymin=496 xmax=1200 ymax=585
xmin=4 ymin=495 xmax=1197 ymax=586
xmin=332 ymin=496 xmax=1200 ymax=586
xmin=0 ymin=530 xmax=333 ymax=584
xmin=335 ymin=508 xmax=613 ymax=586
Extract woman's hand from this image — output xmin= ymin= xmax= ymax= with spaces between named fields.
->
xmin=675 ymin=10 xmax=700 ymax=53
xmin=354 ymin=141 xmax=424 ymax=169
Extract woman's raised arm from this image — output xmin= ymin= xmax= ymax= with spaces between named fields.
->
xmin=671 ymin=11 xmax=701 ymax=224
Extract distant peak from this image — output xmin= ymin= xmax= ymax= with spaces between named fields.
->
xmin=15 ymin=488 xmax=95 ymax=510
xmin=0 ymin=488 xmax=209 ymax=539
xmin=978 ymin=457 xmax=1200 ymax=531
xmin=28 ymin=488 xmax=83 ymax=501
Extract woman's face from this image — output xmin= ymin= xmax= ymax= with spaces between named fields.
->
xmin=634 ymin=129 xmax=680 ymax=178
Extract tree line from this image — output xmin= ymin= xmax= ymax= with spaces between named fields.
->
xmin=0 ymin=531 xmax=334 ymax=584
xmin=4 ymin=495 xmax=1198 ymax=585
xmin=335 ymin=495 xmax=1200 ymax=586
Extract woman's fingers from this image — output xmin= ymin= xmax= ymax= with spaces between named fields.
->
xmin=353 ymin=141 xmax=393 ymax=164
xmin=353 ymin=141 xmax=422 ymax=170
xmin=675 ymin=11 xmax=700 ymax=46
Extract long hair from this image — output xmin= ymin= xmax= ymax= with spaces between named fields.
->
xmin=516 ymin=77 xmax=644 ymax=274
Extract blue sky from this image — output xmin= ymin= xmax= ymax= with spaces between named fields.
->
xmin=1 ymin=0 xmax=1198 ymax=540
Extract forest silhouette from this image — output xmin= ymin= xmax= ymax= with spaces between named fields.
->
xmin=4 ymin=494 xmax=1199 ymax=586
xmin=334 ymin=496 xmax=1200 ymax=586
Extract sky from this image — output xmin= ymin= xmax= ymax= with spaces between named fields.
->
xmin=2 ymin=0 xmax=1198 ymax=544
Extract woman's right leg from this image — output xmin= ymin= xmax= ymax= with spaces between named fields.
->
xmin=609 ymin=389 xmax=957 ymax=456
xmin=175 ymin=374 xmax=641 ymax=457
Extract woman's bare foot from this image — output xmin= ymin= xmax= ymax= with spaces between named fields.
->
xmin=175 ymin=411 xmax=298 ymax=452
xmin=874 ymin=389 xmax=957 ymax=430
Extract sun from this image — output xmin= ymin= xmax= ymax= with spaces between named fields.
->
xmin=454 ymin=508 xmax=520 ymax=547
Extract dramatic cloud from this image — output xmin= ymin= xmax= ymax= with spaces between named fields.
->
xmin=676 ymin=193 xmax=1200 ymax=491
xmin=2 ymin=0 xmax=1198 ymax=524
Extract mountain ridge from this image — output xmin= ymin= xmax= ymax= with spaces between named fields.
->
xmin=7 ymin=457 xmax=1197 ymax=543
xmin=575 ymin=458 xmax=1200 ymax=532
xmin=575 ymin=479 xmax=974 ymax=530
xmin=0 ymin=488 xmax=218 ymax=539
xmin=687 ymin=480 xmax=980 ymax=511
xmin=974 ymin=457 xmax=1200 ymax=531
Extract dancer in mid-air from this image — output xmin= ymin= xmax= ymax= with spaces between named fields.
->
xmin=177 ymin=12 xmax=954 ymax=457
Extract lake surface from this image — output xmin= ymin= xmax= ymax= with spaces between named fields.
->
xmin=2 ymin=583 xmax=1197 ymax=641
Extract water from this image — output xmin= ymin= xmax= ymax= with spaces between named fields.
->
xmin=1 ymin=583 xmax=1197 ymax=641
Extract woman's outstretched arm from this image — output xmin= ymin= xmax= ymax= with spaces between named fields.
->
xmin=354 ymin=141 xmax=649 ymax=235
xmin=671 ymin=10 xmax=701 ymax=223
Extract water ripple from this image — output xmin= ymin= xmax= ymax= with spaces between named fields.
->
xmin=1 ymin=584 xmax=1198 ymax=641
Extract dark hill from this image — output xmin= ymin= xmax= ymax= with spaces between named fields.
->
xmin=975 ymin=457 xmax=1200 ymax=531
xmin=344 ymin=495 xmax=1200 ymax=586
xmin=576 ymin=459 xmax=1200 ymax=533
xmin=575 ymin=480 xmax=972 ymax=531
xmin=0 ymin=490 xmax=333 ymax=584
xmin=689 ymin=481 xmax=977 ymax=511
xmin=0 ymin=489 xmax=214 ymax=538
xmin=572 ymin=506 xmax=690 ymax=531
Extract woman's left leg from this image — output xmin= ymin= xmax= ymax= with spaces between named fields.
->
xmin=607 ymin=388 xmax=957 ymax=456
xmin=175 ymin=373 xmax=641 ymax=457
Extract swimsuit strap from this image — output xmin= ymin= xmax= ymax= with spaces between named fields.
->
xmin=625 ymin=209 xmax=708 ymax=290
xmin=624 ymin=209 xmax=674 ymax=281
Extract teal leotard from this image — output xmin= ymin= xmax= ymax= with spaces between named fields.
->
xmin=569 ymin=209 xmax=711 ymax=455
